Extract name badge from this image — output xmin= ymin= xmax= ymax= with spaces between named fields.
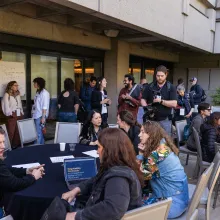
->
xmin=16 ymin=109 xmax=21 ymax=117
xmin=180 ymin=108 xmax=185 ymax=116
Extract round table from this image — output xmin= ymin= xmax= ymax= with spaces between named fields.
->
xmin=4 ymin=144 xmax=97 ymax=220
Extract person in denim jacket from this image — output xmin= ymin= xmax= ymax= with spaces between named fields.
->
xmin=137 ymin=121 xmax=189 ymax=219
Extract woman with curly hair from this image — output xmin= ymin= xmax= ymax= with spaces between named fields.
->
xmin=62 ymin=128 xmax=143 ymax=220
xmin=137 ymin=121 xmax=189 ymax=219
xmin=1 ymin=81 xmax=24 ymax=148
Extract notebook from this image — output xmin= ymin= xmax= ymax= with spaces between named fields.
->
xmin=64 ymin=157 xmax=97 ymax=190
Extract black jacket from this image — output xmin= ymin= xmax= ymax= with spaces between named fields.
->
xmin=91 ymin=90 xmax=108 ymax=114
xmin=75 ymin=166 xmax=142 ymax=220
xmin=125 ymin=126 xmax=140 ymax=154
xmin=79 ymin=124 xmax=108 ymax=145
xmin=0 ymin=159 xmax=35 ymax=204
xmin=200 ymin=123 xmax=219 ymax=162
xmin=187 ymin=114 xmax=205 ymax=151
xmin=190 ymin=84 xmax=203 ymax=105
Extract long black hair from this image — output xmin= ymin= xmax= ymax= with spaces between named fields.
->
xmin=95 ymin=77 xmax=105 ymax=91
xmin=33 ymin=77 xmax=45 ymax=93
xmin=64 ymin=78 xmax=74 ymax=91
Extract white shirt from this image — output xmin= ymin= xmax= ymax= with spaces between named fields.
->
xmin=32 ymin=89 xmax=50 ymax=119
xmin=101 ymin=91 xmax=107 ymax=114
xmin=1 ymin=93 xmax=24 ymax=116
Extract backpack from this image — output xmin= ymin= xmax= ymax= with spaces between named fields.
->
xmin=201 ymin=89 xmax=207 ymax=102
xmin=195 ymin=85 xmax=207 ymax=102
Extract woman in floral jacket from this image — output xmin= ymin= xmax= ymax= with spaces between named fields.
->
xmin=137 ymin=121 xmax=189 ymax=219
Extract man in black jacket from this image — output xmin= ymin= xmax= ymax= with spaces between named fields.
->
xmin=141 ymin=65 xmax=177 ymax=136
xmin=189 ymin=77 xmax=203 ymax=105
xmin=0 ymin=127 xmax=44 ymax=210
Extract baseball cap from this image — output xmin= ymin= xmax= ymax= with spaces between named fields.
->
xmin=189 ymin=77 xmax=197 ymax=82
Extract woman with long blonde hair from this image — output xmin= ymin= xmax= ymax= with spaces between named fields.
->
xmin=137 ymin=121 xmax=189 ymax=219
xmin=1 ymin=81 xmax=24 ymax=148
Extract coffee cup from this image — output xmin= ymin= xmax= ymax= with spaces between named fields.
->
xmin=60 ymin=143 xmax=66 ymax=151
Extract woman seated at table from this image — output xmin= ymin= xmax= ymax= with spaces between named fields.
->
xmin=62 ymin=128 xmax=143 ymax=220
xmin=137 ymin=121 xmax=189 ymax=219
xmin=79 ymin=110 xmax=108 ymax=146
xmin=0 ymin=127 xmax=44 ymax=218
xmin=200 ymin=112 xmax=220 ymax=163
xmin=117 ymin=110 xmax=140 ymax=154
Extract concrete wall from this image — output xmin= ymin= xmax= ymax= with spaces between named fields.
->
xmin=59 ymin=0 xmax=217 ymax=52
xmin=104 ymin=40 xmax=130 ymax=123
xmin=214 ymin=23 xmax=220 ymax=53
xmin=173 ymin=54 xmax=220 ymax=104
xmin=0 ymin=10 xmax=111 ymax=50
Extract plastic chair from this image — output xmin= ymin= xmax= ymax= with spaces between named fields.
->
xmin=122 ymin=198 xmax=172 ymax=220
xmin=188 ymin=151 xmax=220 ymax=220
xmin=17 ymin=119 xmax=38 ymax=147
xmin=192 ymin=127 xmax=210 ymax=178
xmin=175 ymin=120 xmax=197 ymax=165
xmin=54 ymin=122 xmax=81 ymax=144
xmin=170 ymin=163 xmax=214 ymax=220
xmin=0 ymin=124 xmax=11 ymax=151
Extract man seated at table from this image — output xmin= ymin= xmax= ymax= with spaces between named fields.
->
xmin=62 ymin=128 xmax=143 ymax=220
xmin=0 ymin=126 xmax=45 ymax=218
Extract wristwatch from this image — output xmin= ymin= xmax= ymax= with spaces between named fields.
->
xmin=160 ymin=100 xmax=164 ymax=104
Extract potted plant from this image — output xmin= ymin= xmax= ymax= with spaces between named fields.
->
xmin=211 ymin=87 xmax=220 ymax=112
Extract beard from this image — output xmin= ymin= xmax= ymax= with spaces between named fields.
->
xmin=157 ymin=79 xmax=166 ymax=85
xmin=124 ymin=83 xmax=129 ymax=88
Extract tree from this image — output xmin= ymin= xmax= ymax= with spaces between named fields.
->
xmin=211 ymin=88 xmax=220 ymax=105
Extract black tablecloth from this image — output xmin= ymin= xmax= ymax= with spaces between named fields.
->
xmin=4 ymin=144 xmax=98 ymax=220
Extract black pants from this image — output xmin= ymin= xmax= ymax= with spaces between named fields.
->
xmin=101 ymin=113 xmax=108 ymax=124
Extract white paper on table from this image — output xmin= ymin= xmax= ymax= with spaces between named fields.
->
xmin=50 ymin=155 xmax=74 ymax=163
xmin=82 ymin=150 xmax=99 ymax=158
xmin=12 ymin=162 xmax=40 ymax=169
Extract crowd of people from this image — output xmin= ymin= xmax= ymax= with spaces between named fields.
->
xmin=0 ymin=64 xmax=219 ymax=219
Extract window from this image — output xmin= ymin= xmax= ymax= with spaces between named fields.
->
xmin=1 ymin=51 xmax=26 ymax=100
xmin=84 ymin=60 xmax=102 ymax=82
xmin=145 ymin=68 xmax=154 ymax=83
xmin=61 ymin=58 xmax=83 ymax=93
xmin=31 ymin=55 xmax=57 ymax=99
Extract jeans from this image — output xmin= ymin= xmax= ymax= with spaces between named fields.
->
xmin=58 ymin=112 xmax=77 ymax=123
xmin=34 ymin=117 xmax=44 ymax=145
xmin=168 ymin=178 xmax=189 ymax=219
xmin=158 ymin=118 xmax=172 ymax=136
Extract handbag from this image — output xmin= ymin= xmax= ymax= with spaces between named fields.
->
xmin=40 ymin=196 xmax=73 ymax=220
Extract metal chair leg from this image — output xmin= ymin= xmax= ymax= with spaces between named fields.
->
xmin=193 ymin=159 xmax=199 ymax=179
xmin=185 ymin=154 xmax=189 ymax=165
xmin=213 ymin=178 xmax=220 ymax=209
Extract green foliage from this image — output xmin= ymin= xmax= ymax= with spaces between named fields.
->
xmin=211 ymin=88 xmax=220 ymax=105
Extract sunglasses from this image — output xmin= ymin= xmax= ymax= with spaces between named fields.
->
xmin=206 ymin=108 xmax=211 ymax=111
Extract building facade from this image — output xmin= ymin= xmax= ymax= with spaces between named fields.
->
xmin=0 ymin=0 xmax=219 ymax=123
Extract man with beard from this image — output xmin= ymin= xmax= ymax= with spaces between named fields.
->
xmin=118 ymin=74 xmax=141 ymax=119
xmin=141 ymin=65 xmax=177 ymax=135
